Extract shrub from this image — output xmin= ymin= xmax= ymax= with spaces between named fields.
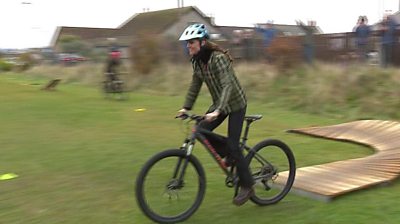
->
xmin=130 ymin=33 xmax=161 ymax=74
xmin=59 ymin=35 xmax=90 ymax=55
xmin=268 ymin=36 xmax=302 ymax=72
xmin=15 ymin=52 xmax=36 ymax=72
xmin=88 ymin=48 xmax=108 ymax=63
xmin=0 ymin=59 xmax=13 ymax=72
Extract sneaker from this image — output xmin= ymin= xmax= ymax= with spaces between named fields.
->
xmin=233 ymin=187 xmax=254 ymax=206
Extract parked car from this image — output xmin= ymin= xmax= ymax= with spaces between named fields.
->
xmin=58 ymin=53 xmax=86 ymax=65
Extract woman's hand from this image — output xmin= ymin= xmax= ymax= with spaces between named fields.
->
xmin=176 ymin=108 xmax=188 ymax=118
xmin=205 ymin=110 xmax=220 ymax=122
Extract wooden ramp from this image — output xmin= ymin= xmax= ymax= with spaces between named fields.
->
xmin=285 ymin=120 xmax=400 ymax=201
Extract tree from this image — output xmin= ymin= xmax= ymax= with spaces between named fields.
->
xmin=59 ymin=35 xmax=90 ymax=56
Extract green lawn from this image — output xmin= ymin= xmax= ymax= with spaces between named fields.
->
xmin=1 ymin=74 xmax=399 ymax=224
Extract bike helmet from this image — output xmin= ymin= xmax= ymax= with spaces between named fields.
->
xmin=179 ymin=23 xmax=209 ymax=41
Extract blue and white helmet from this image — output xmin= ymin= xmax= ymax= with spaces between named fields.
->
xmin=179 ymin=23 xmax=209 ymax=41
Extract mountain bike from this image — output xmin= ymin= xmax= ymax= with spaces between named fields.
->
xmin=102 ymin=72 xmax=127 ymax=100
xmin=135 ymin=112 xmax=296 ymax=223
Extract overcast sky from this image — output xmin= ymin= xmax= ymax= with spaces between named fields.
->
xmin=1 ymin=0 xmax=399 ymax=49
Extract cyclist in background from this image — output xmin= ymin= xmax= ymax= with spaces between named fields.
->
xmin=177 ymin=23 xmax=254 ymax=206
xmin=105 ymin=47 xmax=122 ymax=82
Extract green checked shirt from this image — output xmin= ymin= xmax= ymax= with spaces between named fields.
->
xmin=183 ymin=51 xmax=247 ymax=114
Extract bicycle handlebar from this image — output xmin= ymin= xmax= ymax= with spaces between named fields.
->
xmin=175 ymin=112 xmax=204 ymax=122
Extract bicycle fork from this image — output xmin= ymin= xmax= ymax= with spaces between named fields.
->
xmin=168 ymin=139 xmax=193 ymax=190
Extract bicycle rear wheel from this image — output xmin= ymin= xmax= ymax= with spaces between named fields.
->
xmin=113 ymin=81 xmax=128 ymax=100
xmin=102 ymin=81 xmax=112 ymax=99
xmin=135 ymin=149 xmax=206 ymax=223
xmin=246 ymin=139 xmax=296 ymax=205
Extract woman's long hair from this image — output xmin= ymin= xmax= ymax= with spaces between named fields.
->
xmin=204 ymin=41 xmax=234 ymax=62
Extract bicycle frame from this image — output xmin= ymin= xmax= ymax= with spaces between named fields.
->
xmin=136 ymin=113 xmax=296 ymax=223
xmin=178 ymin=116 xmax=255 ymax=186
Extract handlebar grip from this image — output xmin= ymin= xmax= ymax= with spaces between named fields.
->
xmin=175 ymin=113 xmax=189 ymax=120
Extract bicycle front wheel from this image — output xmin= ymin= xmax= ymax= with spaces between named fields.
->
xmin=247 ymin=139 xmax=296 ymax=205
xmin=135 ymin=149 xmax=206 ymax=223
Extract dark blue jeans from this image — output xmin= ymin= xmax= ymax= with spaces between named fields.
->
xmin=381 ymin=43 xmax=393 ymax=68
xmin=198 ymin=107 xmax=254 ymax=188
xmin=304 ymin=44 xmax=314 ymax=64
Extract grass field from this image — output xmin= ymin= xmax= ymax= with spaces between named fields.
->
xmin=1 ymin=73 xmax=400 ymax=224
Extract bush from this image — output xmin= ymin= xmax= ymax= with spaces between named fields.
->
xmin=0 ymin=59 xmax=13 ymax=72
xmin=268 ymin=36 xmax=302 ymax=72
xmin=15 ymin=52 xmax=36 ymax=72
xmin=88 ymin=48 xmax=108 ymax=63
xmin=59 ymin=35 xmax=90 ymax=55
xmin=130 ymin=33 xmax=161 ymax=74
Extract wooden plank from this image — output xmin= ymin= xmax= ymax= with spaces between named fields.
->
xmin=294 ymin=168 xmax=387 ymax=184
xmin=287 ymin=119 xmax=400 ymax=200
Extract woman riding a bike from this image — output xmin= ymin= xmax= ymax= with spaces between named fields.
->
xmin=177 ymin=23 xmax=254 ymax=206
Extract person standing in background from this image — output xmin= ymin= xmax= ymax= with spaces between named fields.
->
xmin=255 ymin=21 xmax=277 ymax=63
xmin=296 ymin=20 xmax=316 ymax=64
xmin=379 ymin=14 xmax=399 ymax=68
xmin=354 ymin=16 xmax=371 ymax=62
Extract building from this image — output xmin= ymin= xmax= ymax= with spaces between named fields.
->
xmin=50 ymin=6 xmax=223 ymax=56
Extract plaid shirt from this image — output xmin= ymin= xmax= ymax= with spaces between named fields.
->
xmin=183 ymin=51 xmax=247 ymax=114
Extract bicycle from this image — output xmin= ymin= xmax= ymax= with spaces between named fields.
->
xmin=102 ymin=72 xmax=128 ymax=100
xmin=135 ymin=112 xmax=296 ymax=223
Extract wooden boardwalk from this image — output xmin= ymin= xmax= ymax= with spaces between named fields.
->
xmin=284 ymin=120 xmax=400 ymax=201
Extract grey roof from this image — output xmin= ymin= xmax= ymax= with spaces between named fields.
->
xmin=391 ymin=11 xmax=400 ymax=23
xmin=51 ymin=6 xmax=215 ymax=47
xmin=116 ymin=6 xmax=198 ymax=36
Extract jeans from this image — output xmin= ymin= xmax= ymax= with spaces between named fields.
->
xmin=304 ymin=44 xmax=314 ymax=64
xmin=198 ymin=107 xmax=254 ymax=188
xmin=381 ymin=43 xmax=393 ymax=68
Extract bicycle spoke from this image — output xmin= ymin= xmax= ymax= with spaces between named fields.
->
xmin=247 ymin=139 xmax=296 ymax=205
xmin=136 ymin=150 xmax=205 ymax=223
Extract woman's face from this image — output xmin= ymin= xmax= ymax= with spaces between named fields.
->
xmin=186 ymin=39 xmax=203 ymax=56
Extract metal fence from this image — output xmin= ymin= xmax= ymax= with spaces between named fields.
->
xmin=155 ymin=30 xmax=400 ymax=66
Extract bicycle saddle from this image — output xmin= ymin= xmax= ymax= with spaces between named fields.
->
xmin=245 ymin=115 xmax=263 ymax=122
